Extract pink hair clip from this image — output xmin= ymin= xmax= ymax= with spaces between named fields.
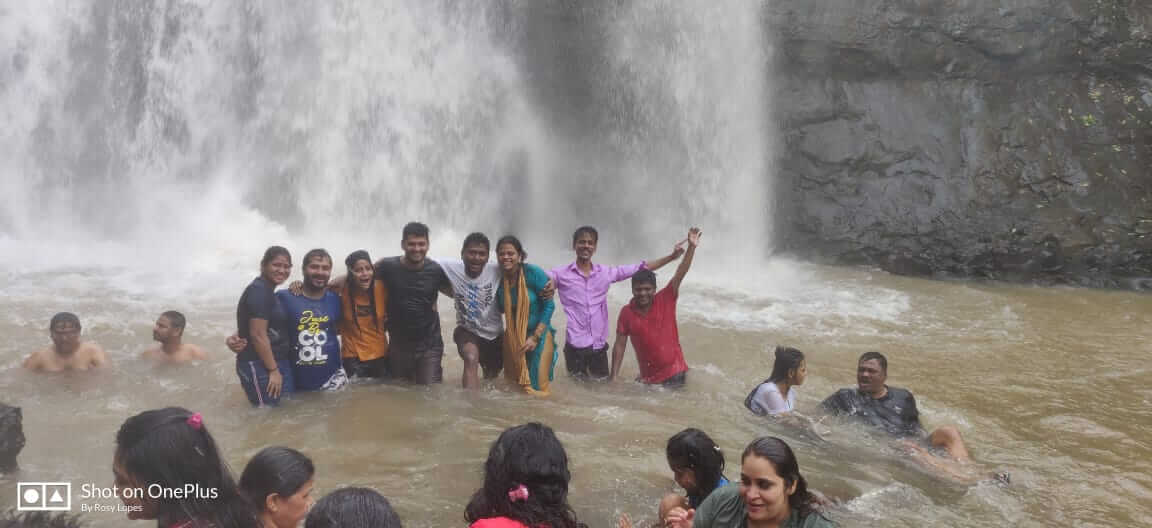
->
xmin=507 ymin=484 xmax=529 ymax=503
xmin=186 ymin=412 xmax=203 ymax=430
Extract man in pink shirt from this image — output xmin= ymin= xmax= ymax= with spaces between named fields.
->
xmin=548 ymin=226 xmax=684 ymax=379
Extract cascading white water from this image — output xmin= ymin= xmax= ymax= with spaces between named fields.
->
xmin=0 ymin=0 xmax=770 ymax=274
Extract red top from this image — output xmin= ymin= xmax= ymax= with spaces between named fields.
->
xmin=470 ymin=517 xmax=531 ymax=528
xmin=617 ymin=286 xmax=688 ymax=383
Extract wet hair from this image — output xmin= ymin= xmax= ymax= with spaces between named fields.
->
xmin=302 ymin=249 xmax=332 ymax=268
xmin=114 ymin=407 xmax=258 ymax=528
xmin=462 ymin=232 xmax=491 ymax=252
xmin=464 ymin=423 xmax=586 ymax=528
xmin=49 ymin=312 xmax=80 ymax=331
xmin=631 ymin=269 xmax=657 ymax=288
xmin=768 ymin=347 xmax=805 ymax=383
xmin=572 ymin=226 xmax=598 ymax=244
xmin=343 ymin=250 xmax=380 ymax=332
xmin=496 ymin=236 xmax=527 ymax=262
xmin=666 ymin=429 xmax=725 ymax=504
xmin=239 ymin=447 xmax=314 ymax=514
xmin=858 ymin=351 xmax=887 ymax=373
xmin=0 ymin=510 xmax=86 ymax=528
xmin=402 ymin=222 xmax=430 ymax=241
xmin=260 ymin=246 xmax=292 ymax=267
xmin=161 ymin=311 xmax=186 ymax=332
xmin=305 ymin=488 xmax=401 ymax=528
xmin=741 ymin=437 xmax=821 ymax=518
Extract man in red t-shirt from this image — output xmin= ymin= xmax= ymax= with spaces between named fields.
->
xmin=610 ymin=227 xmax=700 ymax=386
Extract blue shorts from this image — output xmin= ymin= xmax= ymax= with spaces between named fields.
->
xmin=236 ymin=359 xmax=295 ymax=407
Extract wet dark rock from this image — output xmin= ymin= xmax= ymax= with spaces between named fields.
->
xmin=771 ymin=0 xmax=1152 ymax=290
xmin=0 ymin=404 xmax=24 ymax=473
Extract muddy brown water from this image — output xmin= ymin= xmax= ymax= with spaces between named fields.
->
xmin=1 ymin=261 xmax=1149 ymax=527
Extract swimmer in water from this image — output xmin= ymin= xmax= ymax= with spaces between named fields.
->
xmin=142 ymin=311 xmax=207 ymax=363
xmin=23 ymin=312 xmax=108 ymax=371
xmin=820 ymin=351 xmax=1004 ymax=483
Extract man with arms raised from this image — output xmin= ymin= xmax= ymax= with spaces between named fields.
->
xmin=610 ymin=228 xmax=700 ymax=386
xmin=24 ymin=312 xmax=108 ymax=371
xmin=142 ymin=311 xmax=207 ymax=363
xmin=549 ymin=226 xmax=684 ymax=379
xmin=372 ymin=222 xmax=453 ymax=385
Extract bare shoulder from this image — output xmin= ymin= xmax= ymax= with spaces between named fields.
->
xmin=82 ymin=342 xmax=109 ymax=366
xmin=23 ymin=348 xmax=47 ymax=369
xmin=187 ymin=343 xmax=208 ymax=360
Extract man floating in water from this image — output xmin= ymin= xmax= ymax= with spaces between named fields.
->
xmin=609 ymin=227 xmax=700 ymax=386
xmin=141 ymin=311 xmax=207 ymax=363
xmin=821 ymin=351 xmax=1004 ymax=483
xmin=23 ymin=312 xmax=108 ymax=371
xmin=548 ymin=226 xmax=684 ymax=380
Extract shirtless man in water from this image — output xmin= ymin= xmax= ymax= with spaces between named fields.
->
xmin=141 ymin=311 xmax=207 ymax=363
xmin=23 ymin=312 xmax=108 ymax=371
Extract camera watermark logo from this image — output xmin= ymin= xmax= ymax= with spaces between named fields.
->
xmin=17 ymin=482 xmax=72 ymax=511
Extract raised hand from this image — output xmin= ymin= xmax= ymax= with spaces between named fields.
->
xmin=687 ymin=227 xmax=702 ymax=247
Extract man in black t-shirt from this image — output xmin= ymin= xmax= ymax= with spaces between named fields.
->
xmin=372 ymin=222 xmax=452 ymax=384
xmin=822 ymin=351 xmax=971 ymax=461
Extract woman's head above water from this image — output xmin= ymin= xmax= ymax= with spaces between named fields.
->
xmin=465 ymin=422 xmax=586 ymax=528
xmin=767 ymin=346 xmax=806 ymax=386
xmin=239 ymin=447 xmax=315 ymax=528
xmin=113 ymin=407 xmax=256 ymax=528
xmin=739 ymin=437 xmax=816 ymax=524
xmin=666 ymin=428 xmax=725 ymax=501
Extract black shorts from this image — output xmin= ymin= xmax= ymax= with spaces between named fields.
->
xmin=342 ymin=356 xmax=388 ymax=379
xmin=564 ymin=342 xmax=609 ymax=379
xmin=453 ymin=326 xmax=503 ymax=378
xmin=387 ymin=332 xmax=444 ymax=385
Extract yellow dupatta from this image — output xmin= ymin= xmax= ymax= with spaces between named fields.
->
xmin=502 ymin=267 xmax=532 ymax=392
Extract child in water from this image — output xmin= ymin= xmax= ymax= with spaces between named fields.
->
xmin=660 ymin=429 xmax=729 ymax=520
xmin=113 ymin=407 xmax=259 ymax=528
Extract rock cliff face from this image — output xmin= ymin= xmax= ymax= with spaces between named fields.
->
xmin=770 ymin=1 xmax=1152 ymax=289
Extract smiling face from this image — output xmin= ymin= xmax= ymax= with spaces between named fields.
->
xmin=631 ymin=282 xmax=656 ymax=309
xmin=573 ymin=232 xmax=597 ymax=262
xmin=739 ymin=454 xmax=795 ymax=525
xmin=350 ymin=259 xmax=374 ymax=292
xmin=401 ymin=235 xmax=429 ymax=265
xmin=303 ymin=255 xmax=332 ymax=291
xmin=262 ymin=255 xmax=292 ymax=286
xmin=857 ymin=358 xmax=887 ymax=396
xmin=497 ymin=242 xmax=522 ymax=273
xmin=267 ymin=478 xmax=314 ymax=528
xmin=462 ymin=242 xmax=490 ymax=277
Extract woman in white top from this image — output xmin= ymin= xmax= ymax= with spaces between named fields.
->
xmin=745 ymin=346 xmax=807 ymax=416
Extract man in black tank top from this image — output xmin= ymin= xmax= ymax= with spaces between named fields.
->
xmin=822 ymin=352 xmax=971 ymax=461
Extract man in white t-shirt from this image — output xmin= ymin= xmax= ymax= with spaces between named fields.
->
xmin=439 ymin=233 xmax=506 ymax=389
xmin=439 ymin=233 xmax=556 ymax=390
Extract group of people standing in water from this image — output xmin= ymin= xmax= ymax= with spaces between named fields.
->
xmin=15 ymin=222 xmax=1008 ymax=528
xmin=223 ymin=222 xmax=700 ymax=404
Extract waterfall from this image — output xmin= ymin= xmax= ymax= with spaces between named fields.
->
xmin=0 ymin=0 xmax=771 ymax=272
